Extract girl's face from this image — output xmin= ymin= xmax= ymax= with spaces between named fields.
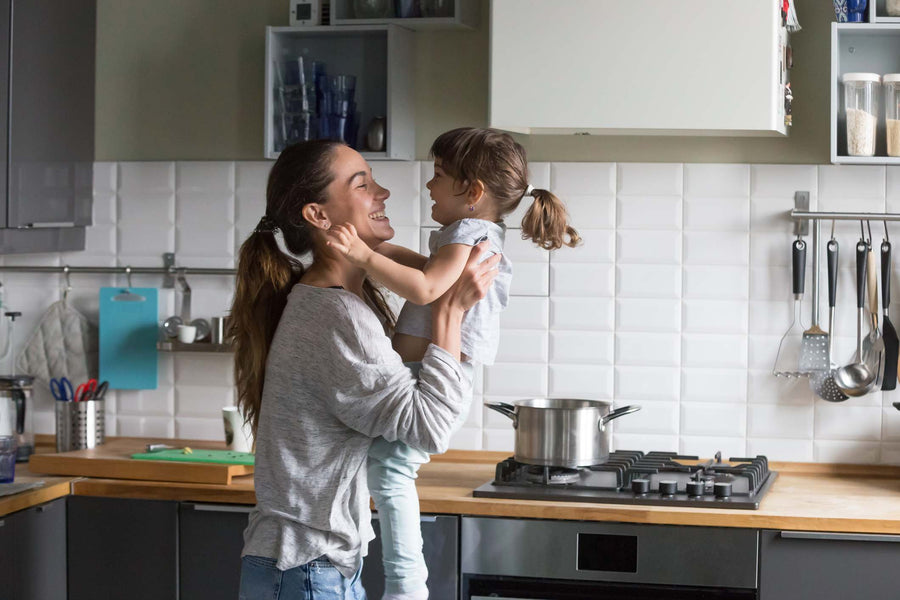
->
xmin=426 ymin=159 xmax=471 ymax=226
xmin=322 ymin=145 xmax=393 ymax=247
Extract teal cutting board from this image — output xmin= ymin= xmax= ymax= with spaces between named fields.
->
xmin=131 ymin=449 xmax=255 ymax=465
xmin=99 ymin=287 xmax=158 ymax=389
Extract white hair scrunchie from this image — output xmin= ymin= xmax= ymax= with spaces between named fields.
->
xmin=524 ymin=184 xmax=535 ymax=198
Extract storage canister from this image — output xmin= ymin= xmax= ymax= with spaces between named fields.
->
xmin=885 ymin=74 xmax=900 ymax=158
xmin=842 ymin=72 xmax=881 ymax=157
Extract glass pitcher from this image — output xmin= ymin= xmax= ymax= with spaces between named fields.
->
xmin=0 ymin=375 xmax=34 ymax=461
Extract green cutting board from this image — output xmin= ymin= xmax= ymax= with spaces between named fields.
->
xmin=131 ymin=449 xmax=254 ymax=465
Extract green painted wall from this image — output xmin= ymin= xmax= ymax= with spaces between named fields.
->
xmin=96 ymin=0 xmax=833 ymax=163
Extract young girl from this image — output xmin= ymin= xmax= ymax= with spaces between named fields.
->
xmin=327 ymin=127 xmax=580 ymax=600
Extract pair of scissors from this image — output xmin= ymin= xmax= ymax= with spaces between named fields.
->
xmin=81 ymin=380 xmax=108 ymax=402
xmin=74 ymin=378 xmax=98 ymax=403
xmin=50 ymin=377 xmax=74 ymax=402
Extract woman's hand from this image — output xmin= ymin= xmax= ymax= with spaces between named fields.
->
xmin=435 ymin=241 xmax=501 ymax=313
xmin=326 ymin=223 xmax=373 ymax=266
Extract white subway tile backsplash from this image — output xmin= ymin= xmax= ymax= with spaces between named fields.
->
xmin=550 ymin=331 xmax=614 ymax=364
xmin=683 ymin=266 xmax=749 ymax=300
xmin=682 ymin=334 xmax=748 ymax=368
xmin=684 ymin=198 xmax=749 ymax=232
xmin=548 ymin=365 xmax=614 ymax=399
xmin=617 ymin=163 xmax=682 ymax=196
xmin=551 ymin=162 xmax=616 ymax=196
xmin=684 ymin=232 xmax=749 ymax=265
xmin=495 ymin=330 xmax=548 ymax=363
xmin=817 ymin=165 xmax=885 ymax=202
xmin=615 ymin=366 xmax=680 ymax=401
xmin=750 ymin=164 xmax=817 ymax=198
xmin=616 ymin=265 xmax=681 ymax=298
xmin=616 ymin=333 xmax=680 ymax=366
xmin=617 ymin=230 xmax=682 ymax=264
xmin=18 ymin=159 xmax=900 ymax=460
xmin=682 ymin=300 xmax=748 ymax=334
xmin=551 ymin=263 xmax=613 ymax=297
xmin=684 ymin=164 xmax=750 ymax=198
xmin=617 ymin=196 xmax=682 ymax=230
xmin=681 ymin=402 xmax=746 ymax=437
xmin=616 ymin=299 xmax=681 ymax=333
xmin=681 ymin=368 xmax=747 ymax=403
xmin=484 ymin=364 xmax=548 ymax=397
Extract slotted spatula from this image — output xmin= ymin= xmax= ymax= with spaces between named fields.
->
xmin=881 ymin=235 xmax=899 ymax=390
xmin=810 ymin=235 xmax=848 ymax=402
xmin=799 ymin=223 xmax=829 ymax=374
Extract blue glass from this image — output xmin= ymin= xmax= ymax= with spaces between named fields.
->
xmin=847 ymin=0 xmax=866 ymax=21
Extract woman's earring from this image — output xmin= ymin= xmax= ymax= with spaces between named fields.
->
xmin=323 ymin=222 xmax=331 ymax=229
xmin=468 ymin=205 xmax=474 ymax=212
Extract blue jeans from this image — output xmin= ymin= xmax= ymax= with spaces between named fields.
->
xmin=239 ymin=555 xmax=367 ymax=600
xmin=367 ymin=361 xmax=474 ymax=596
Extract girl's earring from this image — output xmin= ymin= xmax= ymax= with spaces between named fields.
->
xmin=468 ymin=205 xmax=474 ymax=212
xmin=323 ymin=222 xmax=331 ymax=229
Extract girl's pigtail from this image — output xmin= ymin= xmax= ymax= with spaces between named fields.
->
xmin=230 ymin=220 xmax=303 ymax=435
xmin=521 ymin=189 xmax=581 ymax=251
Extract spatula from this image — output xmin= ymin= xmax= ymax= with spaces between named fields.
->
xmin=881 ymin=235 xmax=899 ymax=390
xmin=810 ymin=235 xmax=848 ymax=402
xmin=799 ymin=222 xmax=829 ymax=374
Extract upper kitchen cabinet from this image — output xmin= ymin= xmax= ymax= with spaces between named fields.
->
xmin=0 ymin=0 xmax=95 ymax=253
xmin=489 ymin=0 xmax=789 ymax=137
xmin=330 ymin=0 xmax=479 ymax=30
xmin=265 ymin=25 xmax=414 ymax=160
xmin=830 ymin=23 xmax=900 ymax=164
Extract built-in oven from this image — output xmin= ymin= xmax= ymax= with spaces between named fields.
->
xmin=460 ymin=517 xmax=759 ymax=599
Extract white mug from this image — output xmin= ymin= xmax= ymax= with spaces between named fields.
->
xmin=177 ymin=324 xmax=197 ymax=344
xmin=222 ymin=406 xmax=253 ymax=453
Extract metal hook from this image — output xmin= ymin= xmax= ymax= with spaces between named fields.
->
xmin=125 ymin=266 xmax=133 ymax=289
xmin=62 ymin=265 xmax=71 ymax=302
xmin=861 ymin=220 xmax=866 ymax=242
xmin=885 ymin=220 xmax=891 ymax=243
xmin=867 ymin=220 xmax=874 ymax=249
xmin=831 ymin=220 xmax=836 ymax=241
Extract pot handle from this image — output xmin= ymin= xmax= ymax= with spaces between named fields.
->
xmin=484 ymin=402 xmax=517 ymax=423
xmin=598 ymin=405 xmax=641 ymax=431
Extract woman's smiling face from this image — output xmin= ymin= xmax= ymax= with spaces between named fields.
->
xmin=322 ymin=145 xmax=394 ymax=247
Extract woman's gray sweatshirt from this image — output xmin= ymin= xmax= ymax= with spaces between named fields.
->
xmin=242 ymin=284 xmax=465 ymax=579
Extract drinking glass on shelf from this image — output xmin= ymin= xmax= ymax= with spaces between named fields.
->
xmin=353 ymin=0 xmax=391 ymax=18
xmin=421 ymin=0 xmax=453 ymax=17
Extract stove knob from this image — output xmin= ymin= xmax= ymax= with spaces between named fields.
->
xmin=659 ymin=480 xmax=677 ymax=495
xmin=714 ymin=482 xmax=733 ymax=499
xmin=687 ymin=481 xmax=705 ymax=497
xmin=631 ymin=478 xmax=650 ymax=494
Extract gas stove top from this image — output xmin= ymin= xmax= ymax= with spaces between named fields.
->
xmin=472 ymin=451 xmax=777 ymax=509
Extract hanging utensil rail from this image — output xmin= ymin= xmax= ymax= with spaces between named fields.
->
xmin=791 ymin=210 xmax=900 ymax=222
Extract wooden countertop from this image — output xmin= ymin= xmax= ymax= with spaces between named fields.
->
xmin=0 ymin=464 xmax=77 ymax=518
xmin=50 ymin=441 xmax=900 ymax=535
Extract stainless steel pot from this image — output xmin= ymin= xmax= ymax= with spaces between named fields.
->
xmin=485 ymin=398 xmax=640 ymax=467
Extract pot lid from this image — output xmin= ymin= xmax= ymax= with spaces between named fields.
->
xmin=0 ymin=375 xmax=34 ymax=389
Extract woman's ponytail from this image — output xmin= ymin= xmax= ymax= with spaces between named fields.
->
xmin=521 ymin=189 xmax=582 ymax=251
xmin=229 ymin=219 xmax=303 ymax=435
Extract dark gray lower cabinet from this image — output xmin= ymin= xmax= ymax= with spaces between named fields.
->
xmin=362 ymin=514 xmax=459 ymax=600
xmin=67 ymin=496 xmax=177 ymax=600
xmin=179 ymin=502 xmax=251 ymax=599
xmin=760 ymin=529 xmax=900 ymax=599
xmin=0 ymin=497 xmax=67 ymax=600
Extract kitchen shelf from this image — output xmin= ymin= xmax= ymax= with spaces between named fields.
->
xmin=157 ymin=341 xmax=233 ymax=353
xmin=264 ymin=25 xmax=414 ymax=160
xmin=330 ymin=0 xmax=478 ymax=30
xmin=869 ymin=0 xmax=900 ymax=22
xmin=830 ymin=23 xmax=900 ymax=163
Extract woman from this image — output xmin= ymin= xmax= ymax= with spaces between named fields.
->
xmin=230 ymin=139 xmax=499 ymax=600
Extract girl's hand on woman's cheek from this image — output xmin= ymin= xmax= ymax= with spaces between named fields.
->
xmin=326 ymin=223 xmax=373 ymax=265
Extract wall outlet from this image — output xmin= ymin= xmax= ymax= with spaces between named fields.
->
xmin=289 ymin=0 xmax=322 ymax=26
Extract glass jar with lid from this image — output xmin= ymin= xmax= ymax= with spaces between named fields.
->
xmin=885 ymin=74 xmax=900 ymax=158
xmin=842 ymin=72 xmax=881 ymax=157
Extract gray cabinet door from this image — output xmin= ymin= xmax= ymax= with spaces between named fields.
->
xmin=179 ymin=502 xmax=251 ymax=600
xmin=67 ymin=496 xmax=178 ymax=600
xmin=0 ymin=497 xmax=66 ymax=600
xmin=362 ymin=514 xmax=459 ymax=600
xmin=6 ymin=0 xmax=94 ymax=230
xmin=760 ymin=529 xmax=900 ymax=599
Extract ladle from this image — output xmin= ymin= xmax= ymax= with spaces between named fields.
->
xmin=834 ymin=238 xmax=879 ymax=396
